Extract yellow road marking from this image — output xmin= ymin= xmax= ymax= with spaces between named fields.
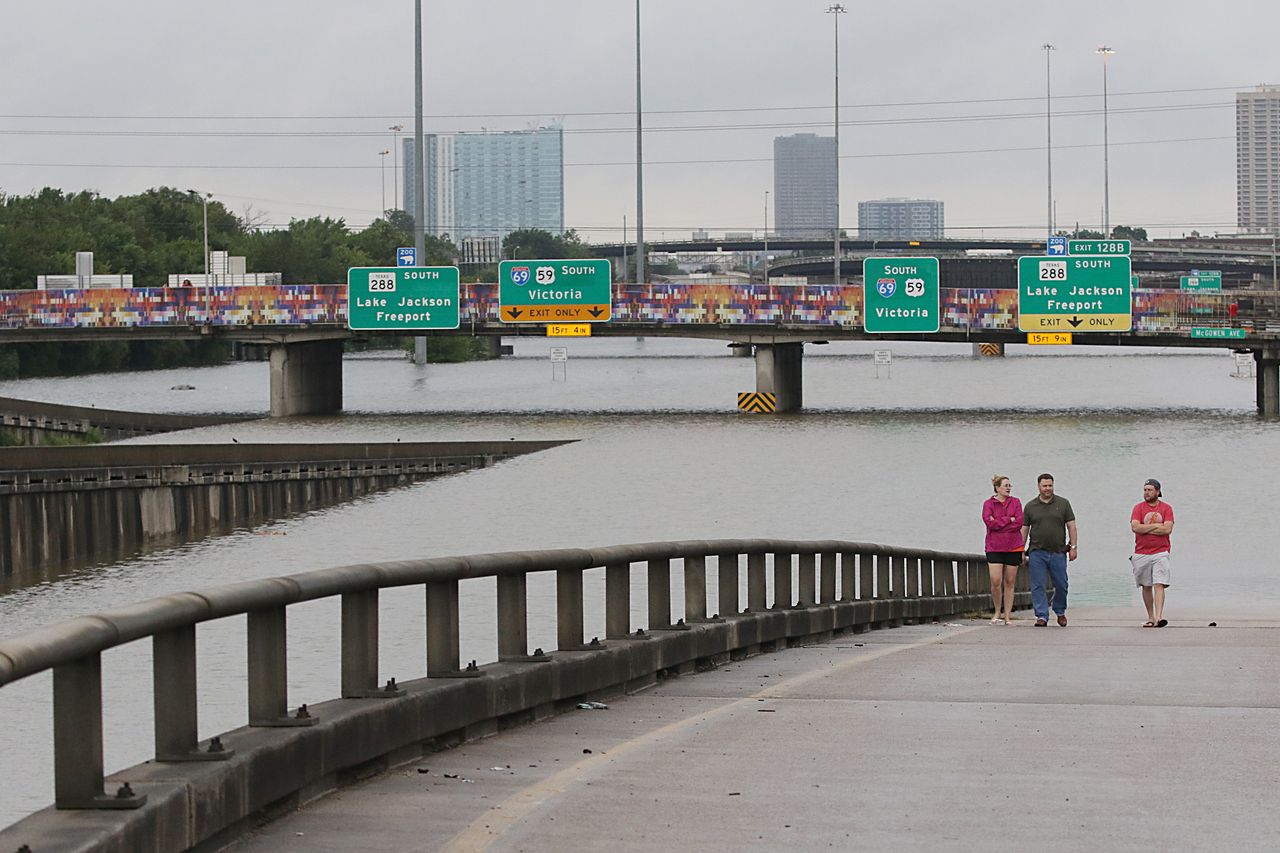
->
xmin=441 ymin=623 xmax=982 ymax=852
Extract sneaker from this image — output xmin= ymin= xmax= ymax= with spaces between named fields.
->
xmin=1057 ymin=614 xmax=1068 ymax=627
xmin=1034 ymin=618 xmax=1047 ymax=627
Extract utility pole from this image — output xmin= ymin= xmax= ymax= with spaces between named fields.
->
xmin=635 ymin=0 xmax=645 ymax=286
xmin=1043 ymin=43 xmax=1055 ymax=236
xmin=763 ymin=190 xmax=769 ymax=283
xmin=412 ymin=0 xmax=427 ymax=365
xmin=389 ymin=124 xmax=404 ymax=211
xmin=828 ymin=4 xmax=846 ymax=285
xmin=1097 ymin=45 xmax=1116 ymax=237
xmin=378 ymin=149 xmax=390 ymax=215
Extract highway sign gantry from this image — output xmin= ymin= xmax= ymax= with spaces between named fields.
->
xmin=862 ymin=257 xmax=940 ymax=333
xmin=347 ymin=266 xmax=460 ymax=330
xmin=1017 ymin=255 xmax=1132 ymax=332
xmin=499 ymin=259 xmax=612 ymax=323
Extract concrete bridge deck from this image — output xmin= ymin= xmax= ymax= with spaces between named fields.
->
xmin=230 ymin=607 xmax=1280 ymax=853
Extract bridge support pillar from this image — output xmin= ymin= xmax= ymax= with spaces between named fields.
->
xmin=974 ymin=342 xmax=1005 ymax=358
xmin=270 ymin=340 xmax=343 ymax=417
xmin=755 ymin=343 xmax=803 ymax=412
xmin=1256 ymin=349 xmax=1280 ymax=416
xmin=730 ymin=342 xmax=753 ymax=358
xmin=483 ymin=336 xmax=505 ymax=358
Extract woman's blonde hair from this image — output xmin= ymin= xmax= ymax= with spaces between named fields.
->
xmin=991 ymin=474 xmax=1009 ymax=493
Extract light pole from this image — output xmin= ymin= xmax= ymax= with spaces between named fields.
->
xmin=827 ymin=4 xmax=846 ymax=285
xmin=388 ymin=124 xmax=404 ymax=211
xmin=635 ymin=0 xmax=645 ymax=286
xmin=1043 ymin=43 xmax=1055 ymax=236
xmin=187 ymin=189 xmax=212 ymax=320
xmin=763 ymin=190 xmax=769 ymax=283
xmin=378 ymin=149 xmax=390 ymax=215
xmin=412 ymin=0 xmax=427 ymax=365
xmin=1097 ymin=45 xmax=1116 ymax=237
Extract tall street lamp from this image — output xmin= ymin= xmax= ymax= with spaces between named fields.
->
xmin=388 ymin=124 xmax=404 ymax=211
xmin=827 ymin=4 xmax=846 ymax=285
xmin=1097 ymin=45 xmax=1116 ymax=237
xmin=378 ymin=149 xmax=390 ymax=215
xmin=1043 ymin=43 xmax=1055 ymax=236
xmin=186 ymin=189 xmax=212 ymax=321
xmin=763 ymin=190 xmax=769 ymax=283
xmin=634 ymin=0 xmax=645 ymax=286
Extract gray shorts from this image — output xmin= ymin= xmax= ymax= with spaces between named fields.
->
xmin=1130 ymin=552 xmax=1171 ymax=587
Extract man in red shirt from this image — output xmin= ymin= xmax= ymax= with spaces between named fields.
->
xmin=1130 ymin=478 xmax=1174 ymax=628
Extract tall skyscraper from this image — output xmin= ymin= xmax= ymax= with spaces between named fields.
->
xmin=1237 ymin=85 xmax=1280 ymax=234
xmin=857 ymin=198 xmax=945 ymax=240
xmin=773 ymin=133 xmax=837 ymax=238
xmin=403 ymin=126 xmax=564 ymax=244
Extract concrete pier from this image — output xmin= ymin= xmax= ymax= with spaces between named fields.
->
xmin=269 ymin=339 xmax=344 ymax=417
xmin=1255 ymin=348 xmax=1279 ymax=416
xmin=754 ymin=342 xmax=803 ymax=412
xmin=229 ymin=607 xmax=1280 ymax=852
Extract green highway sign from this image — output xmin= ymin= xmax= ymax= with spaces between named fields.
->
xmin=1068 ymin=239 xmax=1131 ymax=255
xmin=1190 ymin=327 xmax=1245 ymax=339
xmin=1018 ymin=255 xmax=1133 ymax=332
xmin=1131 ymin=274 xmax=1140 ymax=288
xmin=499 ymin=259 xmax=612 ymax=323
xmin=347 ymin=266 xmax=460 ymax=330
xmin=1181 ymin=271 xmax=1222 ymax=291
xmin=862 ymin=257 xmax=940 ymax=333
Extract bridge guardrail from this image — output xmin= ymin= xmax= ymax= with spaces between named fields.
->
xmin=0 ymin=538 xmax=1024 ymax=850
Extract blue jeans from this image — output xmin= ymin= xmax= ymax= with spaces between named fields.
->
xmin=1029 ymin=550 xmax=1068 ymax=620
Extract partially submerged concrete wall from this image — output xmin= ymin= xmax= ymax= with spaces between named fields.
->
xmin=0 ymin=441 xmax=570 ymax=584
xmin=0 ymin=395 xmax=243 ymax=444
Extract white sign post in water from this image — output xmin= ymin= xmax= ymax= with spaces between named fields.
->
xmin=550 ymin=346 xmax=568 ymax=381
xmin=873 ymin=349 xmax=892 ymax=379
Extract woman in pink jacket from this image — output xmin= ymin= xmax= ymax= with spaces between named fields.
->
xmin=982 ymin=474 xmax=1024 ymax=624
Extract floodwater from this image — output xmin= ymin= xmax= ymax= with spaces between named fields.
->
xmin=0 ymin=336 xmax=1272 ymax=826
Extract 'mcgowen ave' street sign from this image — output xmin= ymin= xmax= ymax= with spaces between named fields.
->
xmin=1018 ymin=255 xmax=1132 ymax=332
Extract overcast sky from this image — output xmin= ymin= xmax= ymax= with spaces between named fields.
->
xmin=2 ymin=1 xmax=1277 ymax=241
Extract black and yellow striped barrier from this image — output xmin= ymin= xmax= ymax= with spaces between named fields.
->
xmin=737 ymin=392 xmax=777 ymax=413
xmin=977 ymin=342 xmax=1004 ymax=357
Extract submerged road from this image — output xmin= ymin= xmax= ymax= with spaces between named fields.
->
xmin=231 ymin=607 xmax=1280 ymax=852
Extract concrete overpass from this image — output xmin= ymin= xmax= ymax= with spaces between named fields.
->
xmin=3 ymin=283 xmax=1280 ymax=416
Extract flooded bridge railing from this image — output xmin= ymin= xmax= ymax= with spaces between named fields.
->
xmin=0 ymin=539 xmax=1024 ymax=850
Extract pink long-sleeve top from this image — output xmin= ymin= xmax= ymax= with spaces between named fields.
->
xmin=981 ymin=495 xmax=1025 ymax=552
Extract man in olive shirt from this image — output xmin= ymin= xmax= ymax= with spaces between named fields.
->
xmin=1020 ymin=473 xmax=1078 ymax=627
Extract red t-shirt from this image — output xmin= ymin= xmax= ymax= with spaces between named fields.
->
xmin=1131 ymin=500 xmax=1174 ymax=554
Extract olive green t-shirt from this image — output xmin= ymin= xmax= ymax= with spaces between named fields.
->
xmin=1022 ymin=494 xmax=1075 ymax=552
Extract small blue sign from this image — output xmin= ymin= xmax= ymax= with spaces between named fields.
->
xmin=396 ymin=247 xmax=417 ymax=267
xmin=875 ymin=278 xmax=897 ymax=298
xmin=510 ymin=265 xmax=531 ymax=285
xmin=1047 ymin=237 xmax=1067 ymax=256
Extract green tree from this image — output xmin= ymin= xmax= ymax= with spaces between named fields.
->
xmin=1112 ymin=225 xmax=1148 ymax=241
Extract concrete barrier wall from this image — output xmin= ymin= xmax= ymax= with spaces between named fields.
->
xmin=0 ymin=395 xmax=243 ymax=443
xmin=0 ymin=540 xmax=1018 ymax=845
xmin=0 ymin=441 xmax=570 ymax=583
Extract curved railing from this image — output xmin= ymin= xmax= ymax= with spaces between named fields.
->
xmin=0 ymin=539 xmax=1026 ymax=850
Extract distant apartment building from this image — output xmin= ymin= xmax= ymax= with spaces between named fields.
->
xmin=857 ymin=198 xmax=945 ymax=240
xmin=773 ymin=133 xmax=837 ymax=238
xmin=403 ymin=126 xmax=564 ymax=244
xmin=1237 ymin=85 xmax=1280 ymax=233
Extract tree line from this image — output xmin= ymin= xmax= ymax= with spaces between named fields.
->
xmin=0 ymin=186 xmax=602 ymax=378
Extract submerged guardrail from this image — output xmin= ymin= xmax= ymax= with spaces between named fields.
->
xmin=0 ymin=539 xmax=1028 ymax=851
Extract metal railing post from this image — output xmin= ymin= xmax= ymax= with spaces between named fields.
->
xmin=342 ymin=589 xmax=400 ymax=697
xmin=497 ymin=573 xmax=529 ymax=658
xmin=249 ymin=606 xmax=312 ymax=725
xmin=747 ymin=552 xmax=767 ymax=611
xmin=820 ymin=551 xmax=838 ymax=603
xmin=843 ymin=551 xmax=859 ymax=600
xmin=717 ymin=551 xmax=739 ymax=616
xmin=427 ymin=580 xmax=465 ymax=676
xmin=772 ymin=551 xmax=793 ymax=609
xmin=889 ymin=555 xmax=904 ymax=598
xmin=154 ymin=625 xmax=231 ymax=760
xmin=684 ymin=554 xmax=708 ymax=621
xmin=54 ymin=653 xmax=144 ymax=808
xmin=798 ymin=551 xmax=817 ymax=606
xmin=557 ymin=567 xmax=586 ymax=648
xmin=605 ymin=562 xmax=631 ymax=639
xmin=648 ymin=558 xmax=673 ymax=629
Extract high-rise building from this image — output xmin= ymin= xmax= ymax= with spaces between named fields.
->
xmin=1237 ymin=85 xmax=1280 ymax=234
xmin=773 ymin=133 xmax=837 ymax=238
xmin=403 ymin=126 xmax=564 ymax=245
xmin=857 ymin=198 xmax=945 ymax=240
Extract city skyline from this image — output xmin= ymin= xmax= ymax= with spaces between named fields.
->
xmin=1 ymin=1 xmax=1278 ymax=241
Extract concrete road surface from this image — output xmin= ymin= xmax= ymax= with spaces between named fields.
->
xmin=228 ymin=607 xmax=1280 ymax=852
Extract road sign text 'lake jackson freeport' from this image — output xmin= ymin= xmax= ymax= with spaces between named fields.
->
xmin=1018 ymin=255 xmax=1132 ymax=332
xmin=347 ymin=267 xmax=460 ymax=330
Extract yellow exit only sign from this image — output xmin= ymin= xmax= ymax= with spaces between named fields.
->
xmin=1027 ymin=332 xmax=1073 ymax=345
xmin=547 ymin=323 xmax=592 ymax=337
